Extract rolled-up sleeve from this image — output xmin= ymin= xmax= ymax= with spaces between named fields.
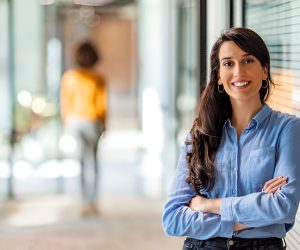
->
xmin=221 ymin=119 xmax=300 ymax=228
xmin=162 ymin=139 xmax=234 ymax=239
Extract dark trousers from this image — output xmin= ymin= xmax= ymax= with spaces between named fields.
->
xmin=183 ymin=237 xmax=286 ymax=250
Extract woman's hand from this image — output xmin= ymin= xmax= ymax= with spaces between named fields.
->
xmin=234 ymin=223 xmax=249 ymax=232
xmin=189 ymin=195 xmax=221 ymax=214
xmin=189 ymin=195 xmax=209 ymax=212
xmin=262 ymin=176 xmax=288 ymax=194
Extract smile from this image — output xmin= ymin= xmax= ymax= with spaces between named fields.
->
xmin=232 ymin=81 xmax=250 ymax=87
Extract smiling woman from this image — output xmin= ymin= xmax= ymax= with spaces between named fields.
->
xmin=162 ymin=27 xmax=300 ymax=250
xmin=218 ymin=41 xmax=268 ymax=103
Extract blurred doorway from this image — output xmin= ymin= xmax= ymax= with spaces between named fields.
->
xmin=57 ymin=2 xmax=139 ymax=130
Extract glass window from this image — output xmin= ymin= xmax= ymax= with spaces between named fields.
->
xmin=0 ymin=0 xmax=11 ymax=135
xmin=245 ymin=0 xmax=300 ymax=117
xmin=176 ymin=0 xmax=199 ymax=143
xmin=245 ymin=1 xmax=300 ymax=248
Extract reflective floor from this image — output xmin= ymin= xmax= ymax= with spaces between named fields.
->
xmin=0 ymin=129 xmax=183 ymax=250
xmin=0 ymin=196 xmax=182 ymax=250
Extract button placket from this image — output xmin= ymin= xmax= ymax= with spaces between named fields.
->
xmin=232 ymin=151 xmax=238 ymax=197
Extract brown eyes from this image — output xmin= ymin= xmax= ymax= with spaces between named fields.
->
xmin=222 ymin=59 xmax=254 ymax=67
xmin=244 ymin=59 xmax=254 ymax=64
xmin=223 ymin=62 xmax=233 ymax=67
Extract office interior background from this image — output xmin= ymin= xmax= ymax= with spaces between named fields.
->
xmin=0 ymin=0 xmax=299 ymax=249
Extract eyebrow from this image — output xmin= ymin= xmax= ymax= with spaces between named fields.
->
xmin=221 ymin=53 xmax=252 ymax=61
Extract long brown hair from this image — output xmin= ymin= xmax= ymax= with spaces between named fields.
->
xmin=186 ymin=27 xmax=274 ymax=193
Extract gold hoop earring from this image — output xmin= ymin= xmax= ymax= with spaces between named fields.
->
xmin=218 ymin=84 xmax=224 ymax=93
xmin=262 ymin=79 xmax=269 ymax=89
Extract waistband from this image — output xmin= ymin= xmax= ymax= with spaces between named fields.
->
xmin=185 ymin=237 xmax=285 ymax=249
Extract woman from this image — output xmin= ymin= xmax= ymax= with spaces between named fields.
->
xmin=162 ymin=27 xmax=300 ymax=249
xmin=61 ymin=41 xmax=107 ymax=216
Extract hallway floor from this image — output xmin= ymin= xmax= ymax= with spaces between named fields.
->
xmin=0 ymin=195 xmax=183 ymax=250
xmin=0 ymin=129 xmax=183 ymax=250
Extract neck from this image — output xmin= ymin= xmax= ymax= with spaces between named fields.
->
xmin=230 ymin=98 xmax=263 ymax=136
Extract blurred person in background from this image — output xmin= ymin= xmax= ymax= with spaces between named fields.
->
xmin=60 ymin=41 xmax=107 ymax=217
xmin=163 ymin=27 xmax=300 ymax=249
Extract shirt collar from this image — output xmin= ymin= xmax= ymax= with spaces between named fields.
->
xmin=223 ymin=118 xmax=231 ymax=129
xmin=251 ymin=104 xmax=272 ymax=127
xmin=223 ymin=104 xmax=272 ymax=129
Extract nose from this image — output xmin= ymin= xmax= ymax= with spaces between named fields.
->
xmin=233 ymin=63 xmax=246 ymax=76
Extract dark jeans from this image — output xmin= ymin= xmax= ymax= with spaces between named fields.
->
xmin=183 ymin=237 xmax=286 ymax=250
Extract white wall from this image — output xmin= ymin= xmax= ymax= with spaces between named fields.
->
xmin=233 ymin=0 xmax=243 ymax=27
xmin=137 ymin=0 xmax=178 ymax=197
xmin=0 ymin=0 xmax=11 ymax=134
xmin=207 ymin=0 xmax=230 ymax=76
xmin=15 ymin=0 xmax=42 ymax=93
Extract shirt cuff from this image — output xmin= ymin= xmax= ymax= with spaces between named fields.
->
xmin=220 ymin=220 xmax=234 ymax=238
xmin=220 ymin=197 xmax=235 ymax=237
xmin=221 ymin=197 xmax=234 ymax=222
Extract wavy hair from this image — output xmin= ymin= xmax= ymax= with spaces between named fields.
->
xmin=186 ymin=27 xmax=274 ymax=193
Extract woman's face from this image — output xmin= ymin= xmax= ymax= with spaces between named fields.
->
xmin=218 ymin=41 xmax=268 ymax=104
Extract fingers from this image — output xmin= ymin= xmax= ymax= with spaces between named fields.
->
xmin=262 ymin=176 xmax=288 ymax=193
xmin=266 ymin=181 xmax=286 ymax=194
xmin=263 ymin=176 xmax=286 ymax=189
xmin=264 ymin=177 xmax=288 ymax=193
xmin=263 ymin=176 xmax=282 ymax=187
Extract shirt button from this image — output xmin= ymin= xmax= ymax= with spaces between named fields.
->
xmin=228 ymin=239 xmax=234 ymax=246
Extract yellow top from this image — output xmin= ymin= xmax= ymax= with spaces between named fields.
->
xmin=60 ymin=69 xmax=107 ymax=122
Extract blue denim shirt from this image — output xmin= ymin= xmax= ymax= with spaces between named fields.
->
xmin=162 ymin=104 xmax=300 ymax=239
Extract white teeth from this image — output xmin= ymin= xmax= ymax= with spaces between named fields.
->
xmin=233 ymin=81 xmax=249 ymax=87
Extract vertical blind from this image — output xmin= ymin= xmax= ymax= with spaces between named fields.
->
xmin=245 ymin=0 xmax=300 ymax=249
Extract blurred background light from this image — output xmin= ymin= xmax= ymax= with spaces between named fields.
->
xmin=37 ymin=160 xmax=60 ymax=178
xmin=17 ymin=90 xmax=32 ymax=108
xmin=23 ymin=137 xmax=44 ymax=163
xmin=13 ymin=161 xmax=35 ymax=179
xmin=142 ymin=87 xmax=163 ymax=153
xmin=31 ymin=97 xmax=46 ymax=114
xmin=59 ymin=134 xmax=77 ymax=155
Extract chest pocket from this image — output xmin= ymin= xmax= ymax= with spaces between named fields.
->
xmin=247 ymin=147 xmax=276 ymax=192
